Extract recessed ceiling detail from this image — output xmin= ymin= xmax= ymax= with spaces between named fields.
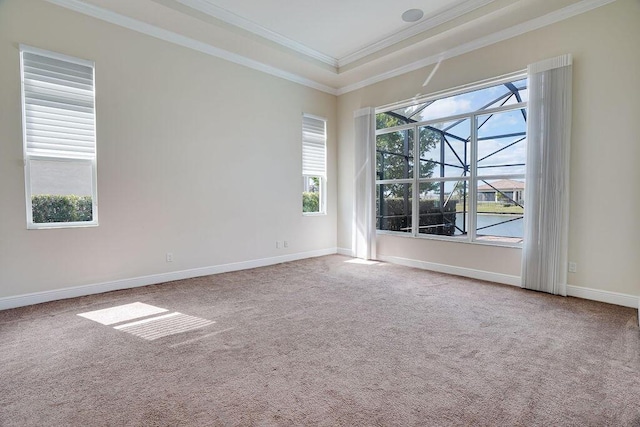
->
xmin=45 ymin=0 xmax=617 ymax=95
xmin=176 ymin=0 xmax=496 ymax=67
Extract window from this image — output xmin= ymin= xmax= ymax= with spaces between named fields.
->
xmin=302 ymin=114 xmax=326 ymax=214
xmin=20 ymin=45 xmax=98 ymax=229
xmin=376 ymin=75 xmax=527 ymax=244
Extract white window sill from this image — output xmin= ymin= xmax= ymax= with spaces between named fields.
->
xmin=28 ymin=221 xmax=99 ymax=230
xmin=376 ymin=230 xmax=522 ymax=249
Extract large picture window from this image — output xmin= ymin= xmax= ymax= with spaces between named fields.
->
xmin=376 ymin=75 xmax=527 ymax=244
xmin=20 ymin=45 xmax=98 ymax=229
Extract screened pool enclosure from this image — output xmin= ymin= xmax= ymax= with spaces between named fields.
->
xmin=375 ymin=77 xmax=527 ymax=243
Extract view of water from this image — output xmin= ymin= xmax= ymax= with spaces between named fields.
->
xmin=456 ymin=213 xmax=523 ymax=239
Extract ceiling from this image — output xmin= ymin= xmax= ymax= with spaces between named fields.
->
xmin=175 ymin=0 xmax=483 ymax=63
xmin=47 ymin=0 xmax=615 ymax=94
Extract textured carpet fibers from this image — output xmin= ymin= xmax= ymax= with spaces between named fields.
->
xmin=0 ymin=255 xmax=638 ymax=426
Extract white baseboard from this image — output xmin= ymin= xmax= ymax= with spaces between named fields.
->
xmin=0 ymin=247 xmax=338 ymax=311
xmin=377 ymin=254 xmax=639 ymax=310
xmin=337 ymin=247 xmax=355 ymax=257
xmin=377 ymin=254 xmax=521 ymax=287
xmin=3 ymin=249 xmax=637 ymax=315
xmin=566 ymin=285 xmax=639 ymax=309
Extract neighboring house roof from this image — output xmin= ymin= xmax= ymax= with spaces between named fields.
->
xmin=477 ymin=179 xmax=525 ymax=191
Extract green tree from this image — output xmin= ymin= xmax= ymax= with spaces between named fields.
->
xmin=302 ymin=176 xmax=321 ymax=213
xmin=302 ymin=192 xmax=319 ymax=212
xmin=376 ymin=113 xmax=446 ymax=232
xmin=31 ymin=195 xmax=93 ymax=223
xmin=375 ymin=113 xmax=439 ymax=197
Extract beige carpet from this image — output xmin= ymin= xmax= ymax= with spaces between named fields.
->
xmin=0 ymin=255 xmax=638 ymax=426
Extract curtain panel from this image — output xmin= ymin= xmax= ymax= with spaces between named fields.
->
xmin=353 ymin=108 xmax=376 ymax=260
xmin=521 ymin=54 xmax=573 ymax=295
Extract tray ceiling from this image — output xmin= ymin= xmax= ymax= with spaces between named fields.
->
xmin=45 ymin=0 xmax=616 ymax=94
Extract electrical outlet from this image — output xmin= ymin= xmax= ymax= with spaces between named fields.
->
xmin=568 ymin=261 xmax=577 ymax=273
xmin=283 ymin=240 xmax=289 ymax=248
xmin=166 ymin=252 xmax=173 ymax=262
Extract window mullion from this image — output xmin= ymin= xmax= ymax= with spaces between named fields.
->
xmin=412 ymin=125 xmax=419 ymax=237
xmin=470 ymin=114 xmax=478 ymax=243
xmin=24 ymin=158 xmax=34 ymax=225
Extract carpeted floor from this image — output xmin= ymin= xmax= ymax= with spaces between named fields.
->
xmin=0 ymin=255 xmax=638 ymax=426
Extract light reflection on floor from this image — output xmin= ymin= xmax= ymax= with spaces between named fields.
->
xmin=345 ymin=259 xmax=380 ymax=266
xmin=78 ymin=302 xmax=214 ymax=341
xmin=77 ymin=302 xmax=168 ymax=325
xmin=114 ymin=312 xmax=214 ymax=340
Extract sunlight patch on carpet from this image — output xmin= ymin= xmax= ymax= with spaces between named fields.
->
xmin=77 ymin=302 xmax=168 ymax=325
xmin=345 ymin=259 xmax=379 ymax=265
xmin=114 ymin=312 xmax=215 ymax=340
xmin=78 ymin=302 xmax=215 ymax=341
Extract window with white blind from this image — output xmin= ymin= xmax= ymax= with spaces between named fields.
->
xmin=302 ymin=114 xmax=326 ymax=214
xmin=20 ymin=45 xmax=98 ymax=229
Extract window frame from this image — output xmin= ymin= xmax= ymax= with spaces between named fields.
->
xmin=302 ymin=113 xmax=327 ymax=216
xmin=375 ymin=73 xmax=527 ymax=247
xmin=20 ymin=45 xmax=98 ymax=229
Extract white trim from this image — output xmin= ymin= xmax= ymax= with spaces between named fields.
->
xmin=0 ymin=248 xmax=337 ymax=311
xmin=44 ymin=0 xmax=616 ymax=97
xmin=19 ymin=43 xmax=94 ymax=67
xmin=44 ymin=0 xmax=615 ymax=98
xmin=337 ymin=247 xmax=355 ymax=257
xmin=377 ymin=254 xmax=639 ymax=309
xmin=3 ymin=250 xmax=636 ymax=313
xmin=376 ymin=101 xmax=527 ymax=132
xmin=336 ymin=0 xmax=617 ymax=95
xmin=175 ymin=0 xmax=494 ymax=69
xmin=43 ymin=0 xmax=338 ymax=95
xmin=375 ymin=70 xmax=526 ymax=114
xmin=302 ymin=112 xmax=327 ymax=122
xmin=176 ymin=0 xmax=337 ymax=67
xmin=176 ymin=0 xmax=494 ymax=69
xmin=301 ymin=211 xmax=327 ymax=217
xmin=338 ymin=0 xmax=495 ymax=67
xmin=377 ymin=254 xmax=521 ymax=287
xmin=566 ymin=285 xmax=639 ymax=309
xmin=20 ymin=45 xmax=99 ymax=229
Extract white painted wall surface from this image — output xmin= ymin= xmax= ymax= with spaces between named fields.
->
xmin=0 ymin=0 xmax=638 ymax=308
xmin=0 ymin=0 xmax=337 ymax=300
xmin=337 ymin=0 xmax=640 ymax=298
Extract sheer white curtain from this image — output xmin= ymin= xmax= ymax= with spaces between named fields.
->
xmin=521 ymin=55 xmax=573 ymax=295
xmin=353 ymin=107 xmax=376 ymax=260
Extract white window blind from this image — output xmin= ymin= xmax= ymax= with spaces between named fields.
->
xmin=21 ymin=48 xmax=96 ymax=160
xmin=302 ymin=115 xmax=326 ymax=177
xmin=20 ymin=45 xmax=98 ymax=229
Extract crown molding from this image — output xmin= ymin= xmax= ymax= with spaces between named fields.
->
xmin=44 ymin=0 xmax=618 ymax=97
xmin=336 ymin=0 xmax=618 ymax=95
xmin=176 ymin=0 xmax=496 ymax=70
xmin=176 ymin=0 xmax=338 ymax=68
xmin=337 ymin=0 xmax=495 ymax=68
xmin=44 ymin=0 xmax=339 ymax=95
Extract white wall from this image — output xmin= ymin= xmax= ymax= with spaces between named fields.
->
xmin=337 ymin=0 xmax=640 ymax=298
xmin=0 ymin=0 xmax=337 ymax=300
xmin=1 ymin=0 xmax=638 ymax=308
